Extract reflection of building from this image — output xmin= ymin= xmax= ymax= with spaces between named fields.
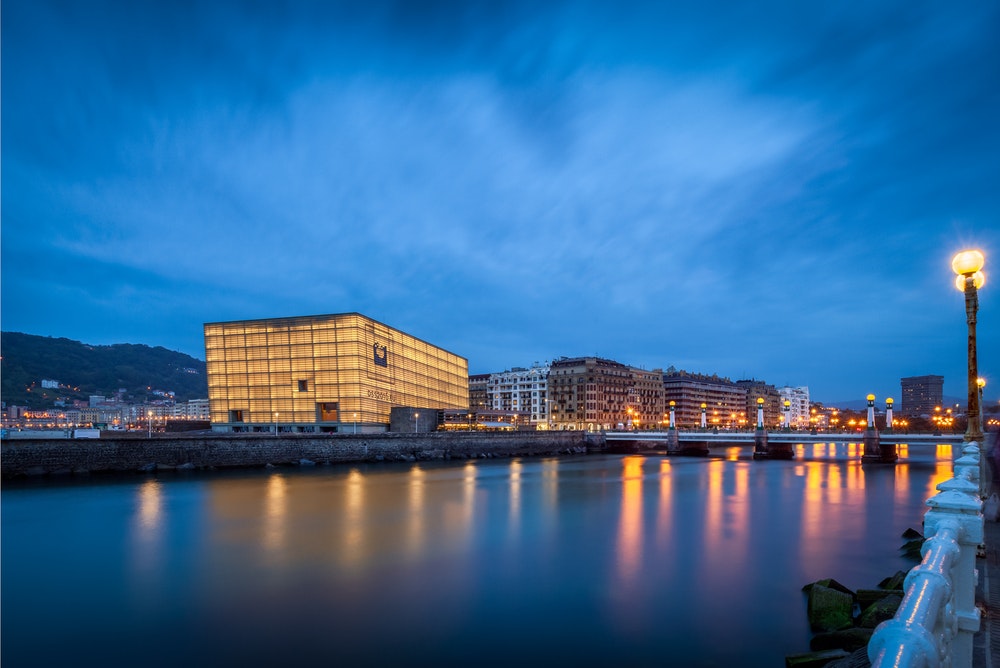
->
xmin=204 ymin=313 xmax=468 ymax=433
xmin=900 ymin=375 xmax=944 ymax=417
xmin=778 ymin=386 xmax=811 ymax=429
xmin=663 ymin=369 xmax=746 ymax=429
xmin=549 ymin=357 xmax=631 ymax=431
xmin=487 ymin=362 xmax=550 ymax=427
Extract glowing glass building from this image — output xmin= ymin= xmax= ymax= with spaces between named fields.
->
xmin=204 ymin=313 xmax=469 ymax=432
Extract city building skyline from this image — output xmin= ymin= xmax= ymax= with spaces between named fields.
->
xmin=2 ymin=2 xmax=997 ymax=404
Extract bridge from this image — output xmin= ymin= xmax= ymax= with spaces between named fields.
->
xmin=604 ymin=429 xmax=965 ymax=461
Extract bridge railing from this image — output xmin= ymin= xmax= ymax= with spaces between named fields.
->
xmin=867 ymin=442 xmax=984 ymax=667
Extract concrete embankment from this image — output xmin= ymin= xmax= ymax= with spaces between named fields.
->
xmin=0 ymin=431 xmax=607 ymax=478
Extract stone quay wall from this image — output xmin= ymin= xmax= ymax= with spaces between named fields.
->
xmin=1 ymin=431 xmax=607 ymax=477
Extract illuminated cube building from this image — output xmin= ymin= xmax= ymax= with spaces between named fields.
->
xmin=204 ymin=313 xmax=469 ymax=432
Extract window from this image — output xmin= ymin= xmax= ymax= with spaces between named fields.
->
xmin=297 ymin=379 xmax=309 ymax=392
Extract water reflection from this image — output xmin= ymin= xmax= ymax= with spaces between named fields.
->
xmin=262 ymin=473 xmax=287 ymax=561
xmin=3 ymin=449 xmax=963 ymax=668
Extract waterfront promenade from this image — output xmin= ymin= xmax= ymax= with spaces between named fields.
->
xmin=978 ymin=435 xmax=1000 ymax=668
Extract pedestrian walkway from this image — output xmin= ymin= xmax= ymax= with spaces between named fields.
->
xmin=976 ymin=518 xmax=999 ymax=667
xmin=976 ymin=432 xmax=1000 ymax=668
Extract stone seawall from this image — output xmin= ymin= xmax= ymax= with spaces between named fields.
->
xmin=1 ymin=431 xmax=607 ymax=477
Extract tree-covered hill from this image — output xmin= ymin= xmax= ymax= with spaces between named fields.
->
xmin=1 ymin=332 xmax=207 ymax=408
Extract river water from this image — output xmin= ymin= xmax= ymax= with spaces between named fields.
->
xmin=1 ymin=443 xmax=956 ymax=667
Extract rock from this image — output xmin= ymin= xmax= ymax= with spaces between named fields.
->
xmin=802 ymin=578 xmax=856 ymax=598
xmin=785 ymin=649 xmax=850 ymax=668
xmin=810 ymin=628 xmax=873 ymax=652
xmin=808 ymin=584 xmax=854 ymax=632
xmin=878 ymin=571 xmax=908 ymax=591
xmin=856 ymin=589 xmax=889 ymax=610
xmin=857 ymin=593 xmax=902 ymax=628
xmin=900 ymin=538 xmax=924 ymax=559
xmin=298 ymin=458 xmax=316 ymax=467
xmin=177 ymin=462 xmax=196 ymax=471
xmin=265 ymin=462 xmax=276 ymax=468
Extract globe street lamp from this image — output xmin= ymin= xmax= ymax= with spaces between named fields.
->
xmin=952 ymin=249 xmax=986 ymax=442
xmin=885 ymin=398 xmax=894 ymax=433
xmin=700 ymin=403 xmax=707 ymax=430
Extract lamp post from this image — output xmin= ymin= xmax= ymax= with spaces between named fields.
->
xmin=414 ymin=412 xmax=419 ymax=433
xmin=885 ymin=398 xmax=894 ymax=433
xmin=952 ymin=249 xmax=986 ymax=442
xmin=701 ymin=403 xmax=707 ymax=430
xmin=782 ymin=399 xmax=791 ymax=431
xmin=147 ymin=410 xmax=153 ymax=438
xmin=668 ymin=401 xmax=676 ymax=430
xmin=756 ymin=397 xmax=764 ymax=430
xmin=977 ymin=378 xmax=986 ymax=435
xmin=274 ymin=411 xmax=279 ymax=436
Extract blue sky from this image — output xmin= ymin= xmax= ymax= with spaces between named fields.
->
xmin=2 ymin=0 xmax=998 ymax=404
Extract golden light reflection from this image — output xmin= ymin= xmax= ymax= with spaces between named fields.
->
xmin=137 ymin=479 xmax=162 ymax=531
xmin=656 ymin=459 xmax=672 ymax=552
xmin=342 ymin=469 xmax=365 ymax=568
xmin=725 ymin=447 xmax=740 ymax=461
xmin=508 ymin=459 xmax=522 ymax=537
xmin=407 ymin=465 xmax=426 ymax=557
xmin=704 ymin=460 xmax=724 ymax=556
xmin=928 ymin=445 xmax=955 ymax=498
xmin=616 ymin=456 xmax=645 ymax=586
xmin=263 ymin=473 xmax=287 ymax=557
xmin=542 ymin=458 xmax=559 ymax=514
xmin=894 ymin=463 xmax=910 ymax=508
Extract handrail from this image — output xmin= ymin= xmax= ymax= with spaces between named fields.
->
xmin=868 ymin=442 xmax=984 ymax=667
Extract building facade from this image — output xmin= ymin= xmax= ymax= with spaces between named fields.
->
xmin=204 ymin=313 xmax=469 ymax=432
xmin=735 ymin=379 xmax=781 ymax=428
xmin=663 ymin=370 xmax=747 ymax=429
xmin=486 ymin=362 xmax=550 ymax=428
xmin=548 ymin=357 xmax=631 ymax=431
xmin=778 ymin=386 xmax=811 ymax=429
xmin=468 ymin=374 xmax=490 ymax=414
xmin=900 ymin=375 xmax=944 ymax=417
xmin=629 ymin=367 xmax=666 ymax=429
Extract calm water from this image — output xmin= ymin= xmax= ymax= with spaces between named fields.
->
xmin=2 ymin=444 xmax=956 ymax=667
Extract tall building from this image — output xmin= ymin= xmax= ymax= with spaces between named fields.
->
xmin=735 ymin=379 xmax=781 ymax=428
xmin=486 ymin=362 xmax=550 ymax=427
xmin=629 ymin=367 xmax=665 ymax=429
xmin=663 ymin=369 xmax=747 ymax=429
xmin=900 ymin=375 xmax=944 ymax=417
xmin=548 ymin=357 xmax=631 ymax=431
xmin=468 ymin=374 xmax=490 ymax=413
xmin=778 ymin=386 xmax=811 ymax=429
xmin=204 ymin=313 xmax=468 ymax=433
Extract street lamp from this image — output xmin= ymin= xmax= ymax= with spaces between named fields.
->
xmin=952 ymin=249 xmax=986 ymax=442
xmin=783 ymin=399 xmax=791 ymax=430
xmin=977 ymin=378 xmax=986 ymax=435
xmin=147 ymin=410 xmax=153 ymax=438
xmin=701 ymin=403 xmax=707 ymax=429
xmin=756 ymin=397 xmax=765 ymax=430
xmin=414 ymin=412 xmax=419 ymax=433
xmin=885 ymin=398 xmax=894 ymax=433
xmin=274 ymin=411 xmax=279 ymax=436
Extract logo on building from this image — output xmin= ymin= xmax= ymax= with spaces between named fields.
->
xmin=373 ymin=342 xmax=388 ymax=367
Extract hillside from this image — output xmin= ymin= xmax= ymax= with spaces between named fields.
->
xmin=1 ymin=332 xmax=207 ymax=408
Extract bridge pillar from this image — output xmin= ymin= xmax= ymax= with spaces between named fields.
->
xmin=666 ymin=428 xmax=681 ymax=455
xmin=752 ymin=428 xmax=769 ymax=459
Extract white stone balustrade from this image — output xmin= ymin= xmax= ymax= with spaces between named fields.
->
xmin=868 ymin=442 xmax=984 ymax=668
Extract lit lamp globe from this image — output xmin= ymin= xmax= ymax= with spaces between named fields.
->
xmin=952 ymin=249 xmax=985 ymax=276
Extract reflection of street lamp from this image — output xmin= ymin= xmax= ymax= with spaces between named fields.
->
xmin=147 ymin=410 xmax=153 ymax=438
xmin=953 ymin=249 xmax=986 ymax=442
